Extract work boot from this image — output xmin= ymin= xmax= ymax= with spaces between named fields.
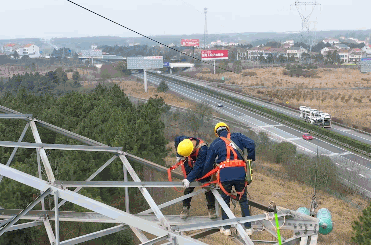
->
xmin=180 ymin=206 xmax=190 ymax=219
xmin=208 ymin=208 xmax=217 ymax=219
xmin=220 ymin=227 xmax=231 ymax=236
xmin=245 ymin=228 xmax=253 ymax=236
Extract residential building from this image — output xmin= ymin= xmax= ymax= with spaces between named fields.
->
xmin=321 ymin=47 xmax=338 ymax=56
xmin=283 ymin=40 xmax=294 ymax=46
xmin=287 ymin=46 xmax=307 ymax=59
xmin=16 ymin=44 xmax=41 ymax=58
xmin=322 ymin=38 xmax=340 ymax=44
xmin=334 ymin=43 xmax=350 ymax=50
xmin=247 ymin=47 xmax=265 ymax=60
xmin=3 ymin=43 xmax=18 ymax=54
xmin=349 ymin=49 xmax=363 ymax=63
xmin=338 ymin=49 xmax=349 ymax=63
xmin=362 ymin=45 xmax=371 ymax=58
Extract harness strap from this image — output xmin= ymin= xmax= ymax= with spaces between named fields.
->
xmin=168 ymin=160 xmax=188 ymax=193
xmin=197 ymin=133 xmax=249 ymax=200
xmin=167 ymin=138 xmax=206 ymax=192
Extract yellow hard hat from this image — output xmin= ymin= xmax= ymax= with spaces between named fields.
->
xmin=177 ymin=139 xmax=194 ymax=157
xmin=214 ymin=122 xmax=230 ymax=136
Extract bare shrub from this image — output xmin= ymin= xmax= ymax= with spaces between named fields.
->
xmin=243 ymin=71 xmax=257 ymax=76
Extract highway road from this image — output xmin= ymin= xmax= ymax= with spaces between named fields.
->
xmin=133 ymin=73 xmax=371 ymax=198
xmin=166 ymin=74 xmax=371 ymax=146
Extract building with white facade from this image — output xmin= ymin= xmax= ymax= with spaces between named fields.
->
xmin=338 ymin=49 xmax=349 ymax=63
xmin=3 ymin=43 xmax=18 ymax=54
xmin=349 ymin=49 xmax=363 ymax=63
xmin=16 ymin=44 xmax=41 ymax=58
xmin=322 ymin=38 xmax=340 ymax=44
xmin=287 ymin=46 xmax=307 ymax=59
xmin=334 ymin=43 xmax=350 ymax=50
xmin=321 ymin=47 xmax=338 ymax=56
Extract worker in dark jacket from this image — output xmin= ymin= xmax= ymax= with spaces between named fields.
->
xmin=174 ymin=136 xmax=216 ymax=219
xmin=201 ymin=122 xmax=255 ymax=236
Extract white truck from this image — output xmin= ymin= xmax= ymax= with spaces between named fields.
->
xmin=299 ymin=106 xmax=331 ymax=128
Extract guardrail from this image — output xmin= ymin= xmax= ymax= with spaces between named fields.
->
xmin=150 ymin=72 xmax=371 ymax=158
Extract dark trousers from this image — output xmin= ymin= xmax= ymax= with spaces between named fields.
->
xmin=183 ymin=187 xmax=215 ymax=210
xmin=220 ymin=180 xmax=251 ymax=229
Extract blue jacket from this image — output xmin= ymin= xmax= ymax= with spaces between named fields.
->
xmin=202 ymin=130 xmax=255 ymax=182
xmin=174 ymin=136 xmax=208 ymax=182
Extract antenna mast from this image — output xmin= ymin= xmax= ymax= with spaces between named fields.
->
xmin=204 ymin=7 xmax=208 ymax=49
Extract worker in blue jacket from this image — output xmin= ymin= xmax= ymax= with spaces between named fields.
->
xmin=174 ymin=136 xmax=216 ymax=219
xmin=201 ymin=122 xmax=255 ymax=236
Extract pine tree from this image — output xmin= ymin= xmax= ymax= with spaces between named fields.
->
xmin=352 ymin=202 xmax=371 ymax=244
xmin=157 ymin=80 xmax=169 ymax=92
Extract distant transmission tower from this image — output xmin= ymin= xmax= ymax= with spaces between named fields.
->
xmin=204 ymin=7 xmax=208 ymax=49
xmin=291 ymin=1 xmax=321 ymax=51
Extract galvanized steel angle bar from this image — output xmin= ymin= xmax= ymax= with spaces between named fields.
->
xmin=138 ymin=188 xmax=207 ymax=215
xmin=2 ymin=221 xmax=43 ymax=233
xmin=139 ymin=234 xmax=170 ymax=245
xmin=54 ymin=191 xmax=60 ymax=245
xmin=0 ymin=122 xmax=30 ymax=184
xmin=59 ymin=225 xmax=128 ymax=245
xmin=54 ymin=155 xmax=118 ymax=210
xmin=53 ymin=181 xmax=199 ymax=188
xmin=0 ymin=141 xmax=122 ymax=153
xmin=0 ymin=114 xmax=33 ymax=119
xmin=211 ymin=189 xmax=254 ymax=245
xmin=0 ymin=105 xmax=23 ymax=114
xmin=0 ymin=163 xmax=205 ymax=245
xmin=30 ymin=121 xmax=55 ymax=182
xmin=119 ymin=155 xmax=171 ymax=230
xmin=35 ymin=119 xmax=106 ymax=147
xmin=0 ymin=188 xmax=52 ymax=236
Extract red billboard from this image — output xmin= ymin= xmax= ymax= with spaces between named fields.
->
xmin=201 ymin=50 xmax=229 ymax=60
xmin=181 ymin=39 xmax=200 ymax=47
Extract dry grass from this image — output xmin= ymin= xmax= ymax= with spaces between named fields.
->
xmin=196 ymin=67 xmax=371 ymax=129
xmin=0 ymin=64 xmax=64 ymax=78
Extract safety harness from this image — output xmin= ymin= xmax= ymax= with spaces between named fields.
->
xmin=197 ymin=133 xmax=251 ymax=200
xmin=168 ymin=138 xmax=206 ymax=192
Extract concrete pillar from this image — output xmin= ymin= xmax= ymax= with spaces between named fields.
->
xmin=144 ymin=69 xmax=147 ymax=93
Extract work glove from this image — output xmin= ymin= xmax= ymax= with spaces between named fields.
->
xmin=182 ymin=179 xmax=190 ymax=188
xmin=176 ymin=156 xmax=185 ymax=162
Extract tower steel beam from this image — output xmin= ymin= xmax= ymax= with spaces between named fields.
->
xmin=139 ymin=188 xmax=207 ymax=215
xmin=30 ymin=121 xmax=55 ymax=183
xmin=212 ymin=189 xmax=254 ymax=245
xmin=54 ymin=155 xmax=118 ymax=210
xmin=1 ymin=221 xmax=43 ymax=233
xmin=54 ymin=181 xmax=201 ymax=188
xmin=0 ymin=114 xmax=33 ymax=119
xmin=0 ymin=122 xmax=30 ymax=184
xmin=0 ymin=141 xmax=122 ymax=153
xmin=119 ymin=155 xmax=171 ymax=230
xmin=0 ymin=163 xmax=207 ymax=245
xmin=60 ymin=225 xmax=128 ymax=245
xmin=0 ymin=188 xmax=52 ymax=236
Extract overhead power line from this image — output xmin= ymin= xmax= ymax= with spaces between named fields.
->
xmin=66 ymin=0 xmax=241 ymax=76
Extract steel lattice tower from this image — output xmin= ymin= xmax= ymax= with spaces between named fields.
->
xmin=204 ymin=7 xmax=208 ymax=49
xmin=291 ymin=1 xmax=321 ymax=51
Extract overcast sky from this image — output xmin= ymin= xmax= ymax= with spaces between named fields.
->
xmin=0 ymin=0 xmax=369 ymax=40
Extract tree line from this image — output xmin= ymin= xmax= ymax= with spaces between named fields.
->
xmin=0 ymin=68 xmax=81 ymax=96
xmin=0 ymin=85 xmax=170 ymax=244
